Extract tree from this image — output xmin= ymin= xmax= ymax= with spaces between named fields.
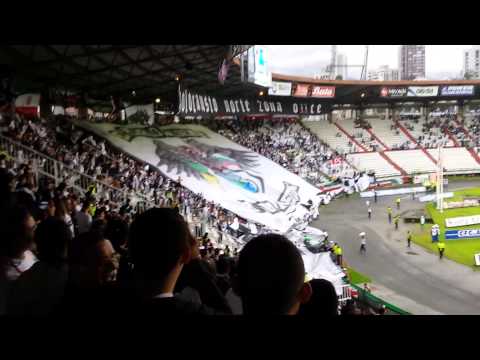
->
xmin=464 ymin=71 xmax=474 ymax=80
xmin=335 ymin=75 xmax=343 ymax=80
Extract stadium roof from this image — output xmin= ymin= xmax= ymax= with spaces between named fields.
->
xmin=0 ymin=45 xmax=255 ymax=105
xmin=2 ymin=45 xmax=480 ymax=112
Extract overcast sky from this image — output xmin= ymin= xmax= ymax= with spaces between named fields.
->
xmin=266 ymin=45 xmax=474 ymax=79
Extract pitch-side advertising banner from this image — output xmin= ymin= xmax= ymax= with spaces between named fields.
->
xmin=73 ymin=121 xmax=322 ymax=233
xmin=440 ymin=85 xmax=474 ymax=96
xmin=445 ymin=214 xmax=480 ymax=228
xmin=407 ymin=86 xmax=439 ymax=97
xmin=268 ymin=81 xmax=292 ymax=96
xmin=178 ymin=88 xmax=331 ymax=116
xmin=445 ymin=229 xmax=480 ymax=240
xmin=361 ymin=186 xmax=425 ymax=198
xmin=293 ymin=84 xmax=310 ymax=97
xmin=311 ymin=86 xmax=336 ymax=98
xmin=418 ymin=192 xmax=453 ymax=203
xmin=380 ymin=87 xmax=408 ymax=97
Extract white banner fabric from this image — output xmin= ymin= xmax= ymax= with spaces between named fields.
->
xmin=73 ymin=121 xmax=321 ymax=233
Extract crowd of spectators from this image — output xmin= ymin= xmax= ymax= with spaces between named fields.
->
xmin=1 ymin=161 xmax=373 ymax=316
xmin=185 ymin=117 xmax=354 ymax=187
xmin=462 ymin=114 xmax=480 ymax=149
xmin=0 ymin=111 xmax=389 ymax=317
xmin=0 ymin=113 xmax=274 ymax=243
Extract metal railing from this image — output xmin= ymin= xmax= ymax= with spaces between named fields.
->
xmin=338 ymin=284 xmax=352 ymax=305
xmin=0 ymin=134 xmax=155 ymax=210
xmin=350 ymin=284 xmax=410 ymax=315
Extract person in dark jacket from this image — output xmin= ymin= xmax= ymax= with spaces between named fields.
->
xmin=298 ymin=279 xmax=339 ymax=316
xmin=236 ymin=234 xmax=312 ymax=315
xmin=128 ymin=208 xmax=231 ymax=315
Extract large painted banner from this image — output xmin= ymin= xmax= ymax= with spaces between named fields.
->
xmin=177 ymin=87 xmax=332 ymax=117
xmin=73 ymin=121 xmax=321 ymax=233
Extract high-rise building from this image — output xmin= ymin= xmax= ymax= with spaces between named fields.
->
xmin=463 ymin=45 xmax=480 ymax=79
xmin=335 ymin=53 xmax=348 ymax=80
xmin=368 ymin=65 xmax=399 ymax=81
xmin=313 ymin=72 xmax=332 ymax=80
xmin=399 ymin=45 xmax=425 ymax=80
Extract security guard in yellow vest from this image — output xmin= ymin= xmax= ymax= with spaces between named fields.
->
xmin=335 ymin=245 xmax=343 ymax=266
xmin=396 ymin=197 xmax=401 ymax=210
xmin=88 ymin=203 xmax=97 ymax=217
xmin=394 ymin=215 xmax=400 ymax=230
xmin=387 ymin=207 xmax=392 ymax=224
xmin=437 ymin=241 xmax=445 ymax=259
xmin=86 ymin=183 xmax=97 ymax=198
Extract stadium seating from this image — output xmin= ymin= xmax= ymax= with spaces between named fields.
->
xmin=403 ymin=117 xmax=454 ymax=148
xmin=368 ymin=118 xmax=412 ymax=150
xmin=427 ymin=147 xmax=480 ymax=173
xmin=303 ymin=119 xmax=368 ymax=154
xmin=385 ymin=149 xmax=437 ymax=174
xmin=337 ymin=119 xmax=379 ymax=152
xmin=346 ymin=152 xmax=401 ymax=178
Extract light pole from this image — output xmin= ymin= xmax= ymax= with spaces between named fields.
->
xmin=436 ymin=145 xmax=444 ymax=213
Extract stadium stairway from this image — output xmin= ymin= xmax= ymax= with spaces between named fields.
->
xmin=365 ymin=127 xmax=390 ymax=150
xmin=347 ymin=151 xmax=401 ymax=178
xmin=298 ymin=120 xmax=360 ymax=174
xmin=467 ymin=148 xmax=480 ymax=166
xmin=453 ymin=118 xmax=475 ymax=142
xmin=394 ymin=120 xmax=438 ymax=165
xmin=367 ymin=117 xmax=412 ymax=149
xmin=334 ymin=122 xmax=369 ymax=152
xmin=385 ymin=149 xmax=437 ymax=174
xmin=378 ymin=151 xmax=407 ymax=176
xmin=444 ymin=128 xmax=460 ymax=147
xmin=302 ymin=120 xmax=357 ymax=155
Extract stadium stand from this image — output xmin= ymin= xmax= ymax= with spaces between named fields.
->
xmin=367 ymin=118 xmax=413 ymax=150
xmin=385 ymin=149 xmax=437 ymax=174
xmin=347 ymin=152 xmax=401 ymax=178
xmin=427 ymin=147 xmax=480 ymax=172
xmin=303 ymin=119 xmax=362 ymax=154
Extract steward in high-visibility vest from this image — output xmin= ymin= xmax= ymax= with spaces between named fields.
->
xmin=335 ymin=245 xmax=343 ymax=266
xmin=0 ymin=150 xmax=11 ymax=160
xmin=88 ymin=203 xmax=97 ymax=217
xmin=394 ymin=216 xmax=400 ymax=230
xmin=387 ymin=207 xmax=392 ymax=223
xmin=396 ymin=197 xmax=401 ymax=210
xmin=437 ymin=241 xmax=446 ymax=259
xmin=86 ymin=183 xmax=97 ymax=197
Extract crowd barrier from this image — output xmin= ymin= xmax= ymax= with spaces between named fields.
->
xmin=350 ymin=284 xmax=411 ymax=315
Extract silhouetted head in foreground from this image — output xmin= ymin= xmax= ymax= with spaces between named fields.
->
xmin=298 ymin=279 xmax=339 ymax=316
xmin=128 ymin=208 xmax=196 ymax=296
xmin=237 ymin=234 xmax=311 ymax=315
